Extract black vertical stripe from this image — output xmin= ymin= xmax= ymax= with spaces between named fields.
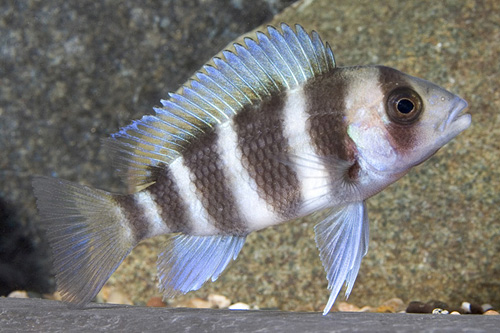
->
xmin=181 ymin=130 xmax=247 ymax=235
xmin=114 ymin=195 xmax=150 ymax=242
xmin=146 ymin=164 xmax=192 ymax=234
xmin=377 ymin=66 xmax=420 ymax=153
xmin=233 ymin=93 xmax=302 ymax=218
xmin=304 ymin=70 xmax=360 ymax=183
xmin=304 ymin=70 xmax=356 ymax=161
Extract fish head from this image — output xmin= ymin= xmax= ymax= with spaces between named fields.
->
xmin=347 ymin=66 xmax=471 ymax=178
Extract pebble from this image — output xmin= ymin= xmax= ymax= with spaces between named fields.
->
xmin=481 ymin=304 xmax=494 ymax=312
xmin=96 ymin=286 xmax=133 ymax=305
xmin=376 ymin=298 xmax=405 ymax=313
xmin=337 ymin=302 xmax=360 ymax=312
xmin=7 ymin=290 xmax=28 ymax=298
xmin=484 ymin=310 xmax=500 ymax=315
xmin=207 ymin=294 xmax=231 ymax=309
xmin=461 ymin=302 xmax=484 ymax=314
xmin=146 ymin=296 xmax=166 ymax=307
xmin=228 ymin=302 xmax=251 ymax=310
xmin=404 ymin=300 xmax=498 ymax=315
xmin=406 ymin=301 xmax=434 ymax=314
xmin=432 ymin=308 xmax=449 ymax=314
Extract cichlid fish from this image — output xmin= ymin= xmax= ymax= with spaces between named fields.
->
xmin=32 ymin=23 xmax=471 ymax=315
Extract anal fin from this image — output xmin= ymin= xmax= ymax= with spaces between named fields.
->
xmin=314 ymin=201 xmax=369 ymax=315
xmin=158 ymin=234 xmax=246 ymax=298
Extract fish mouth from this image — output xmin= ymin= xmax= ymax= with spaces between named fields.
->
xmin=439 ymin=97 xmax=471 ymax=136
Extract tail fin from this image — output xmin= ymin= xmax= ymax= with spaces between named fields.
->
xmin=32 ymin=176 xmax=135 ymax=306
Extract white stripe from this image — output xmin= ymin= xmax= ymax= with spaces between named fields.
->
xmin=168 ymin=156 xmax=218 ymax=235
xmin=217 ymin=120 xmax=280 ymax=231
xmin=134 ymin=191 xmax=170 ymax=237
xmin=113 ymin=204 xmax=134 ymax=241
xmin=282 ymin=86 xmax=332 ymax=215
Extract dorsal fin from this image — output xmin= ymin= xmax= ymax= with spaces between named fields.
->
xmin=104 ymin=23 xmax=336 ymax=192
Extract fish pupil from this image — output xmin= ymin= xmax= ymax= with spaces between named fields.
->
xmin=397 ymin=99 xmax=415 ymax=114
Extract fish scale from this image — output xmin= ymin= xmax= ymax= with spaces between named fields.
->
xmin=233 ymin=92 xmax=301 ymax=218
xmin=32 ymin=23 xmax=471 ymax=314
xmin=146 ymin=166 xmax=191 ymax=234
xmin=182 ymin=129 xmax=246 ymax=235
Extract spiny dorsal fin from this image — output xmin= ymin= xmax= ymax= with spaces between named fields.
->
xmin=104 ymin=23 xmax=336 ymax=192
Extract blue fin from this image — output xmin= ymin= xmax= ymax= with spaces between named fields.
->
xmin=32 ymin=177 xmax=135 ymax=306
xmin=104 ymin=24 xmax=336 ymax=192
xmin=157 ymin=234 xmax=246 ymax=298
xmin=314 ymin=202 xmax=369 ymax=315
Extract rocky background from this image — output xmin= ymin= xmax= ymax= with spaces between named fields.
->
xmin=1 ymin=0 xmax=499 ymax=312
xmin=0 ymin=0 xmax=296 ymax=298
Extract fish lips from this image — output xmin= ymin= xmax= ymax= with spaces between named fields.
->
xmin=438 ymin=97 xmax=471 ymax=144
xmin=411 ymin=97 xmax=470 ymax=169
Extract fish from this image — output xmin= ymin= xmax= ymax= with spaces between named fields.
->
xmin=32 ymin=23 xmax=471 ymax=315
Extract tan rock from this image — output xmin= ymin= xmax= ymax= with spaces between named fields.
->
xmin=338 ymin=302 xmax=360 ymax=312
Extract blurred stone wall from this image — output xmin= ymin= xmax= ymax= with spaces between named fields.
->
xmin=0 ymin=0 xmax=296 ymax=296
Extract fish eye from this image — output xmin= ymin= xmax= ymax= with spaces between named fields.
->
xmin=386 ymin=87 xmax=423 ymax=124
xmin=397 ymin=99 xmax=415 ymax=114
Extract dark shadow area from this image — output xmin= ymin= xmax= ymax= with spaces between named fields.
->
xmin=0 ymin=197 xmax=52 ymax=296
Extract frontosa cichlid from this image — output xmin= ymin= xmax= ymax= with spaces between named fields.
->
xmin=33 ymin=23 xmax=471 ymax=315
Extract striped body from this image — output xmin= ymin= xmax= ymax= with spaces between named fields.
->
xmin=115 ymin=70 xmax=362 ymax=240
xmin=113 ymin=65 xmax=429 ymax=241
xmin=33 ymin=24 xmax=470 ymax=314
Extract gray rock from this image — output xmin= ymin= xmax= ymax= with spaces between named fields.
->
xmin=1 ymin=298 xmax=500 ymax=333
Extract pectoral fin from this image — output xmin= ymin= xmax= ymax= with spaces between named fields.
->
xmin=314 ymin=201 xmax=369 ymax=315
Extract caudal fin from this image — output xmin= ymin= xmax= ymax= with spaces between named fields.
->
xmin=32 ymin=177 xmax=135 ymax=306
